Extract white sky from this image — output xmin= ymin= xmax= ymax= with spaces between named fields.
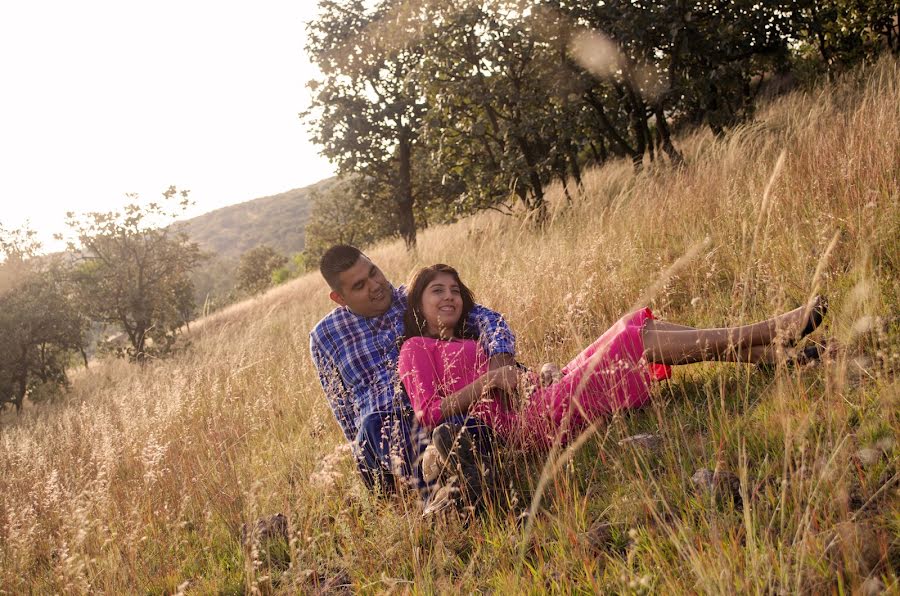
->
xmin=0 ymin=1 xmax=335 ymax=252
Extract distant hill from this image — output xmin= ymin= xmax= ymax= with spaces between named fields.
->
xmin=173 ymin=177 xmax=335 ymax=261
xmin=172 ymin=177 xmax=336 ymax=309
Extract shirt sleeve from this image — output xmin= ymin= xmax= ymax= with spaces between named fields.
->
xmin=398 ymin=338 xmax=444 ymax=428
xmin=309 ymin=333 xmax=357 ymax=442
xmin=467 ymin=303 xmax=516 ymax=358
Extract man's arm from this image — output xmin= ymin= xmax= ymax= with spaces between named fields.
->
xmin=309 ymin=334 xmax=358 ymax=443
xmin=486 ymin=352 xmax=515 ymax=370
xmin=467 ymin=303 xmax=516 ymax=369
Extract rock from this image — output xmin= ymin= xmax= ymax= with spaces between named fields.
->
xmin=855 ymin=448 xmax=883 ymax=468
xmin=691 ymin=468 xmax=716 ymax=491
xmin=580 ymin=521 xmax=615 ymax=555
xmin=241 ymin=513 xmax=288 ymax=547
xmin=241 ymin=513 xmax=290 ymax=572
xmin=860 ymin=577 xmax=886 ymax=596
xmin=691 ymin=468 xmax=742 ymax=506
xmin=422 ymin=482 xmax=459 ymax=518
xmin=874 ymin=436 xmax=895 ymax=453
xmin=618 ymin=433 xmax=663 ymax=452
xmin=301 ymin=567 xmax=353 ymax=595
xmin=824 ymin=521 xmax=882 ymax=575
xmin=846 ymin=355 xmax=876 ymax=387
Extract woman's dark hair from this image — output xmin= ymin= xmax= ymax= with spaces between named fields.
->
xmin=403 ymin=264 xmax=478 ymax=341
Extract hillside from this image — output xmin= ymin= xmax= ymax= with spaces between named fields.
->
xmin=0 ymin=59 xmax=897 ymax=593
xmin=173 ymin=178 xmax=334 ymax=260
xmin=171 ymin=177 xmax=335 ymax=307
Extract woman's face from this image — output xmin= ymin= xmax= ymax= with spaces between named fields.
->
xmin=420 ymin=271 xmax=463 ymax=337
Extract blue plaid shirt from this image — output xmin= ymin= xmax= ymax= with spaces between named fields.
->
xmin=309 ymin=285 xmax=515 ymax=442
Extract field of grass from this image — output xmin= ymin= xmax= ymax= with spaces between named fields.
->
xmin=1 ymin=58 xmax=898 ymax=594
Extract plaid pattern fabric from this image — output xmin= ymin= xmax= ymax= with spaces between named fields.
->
xmin=310 ymin=285 xmax=515 ymax=442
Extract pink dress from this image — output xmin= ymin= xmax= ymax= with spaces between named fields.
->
xmin=398 ymin=308 xmax=672 ymax=448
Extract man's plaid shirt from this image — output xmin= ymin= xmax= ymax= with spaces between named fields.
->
xmin=309 ymin=285 xmax=516 ymax=443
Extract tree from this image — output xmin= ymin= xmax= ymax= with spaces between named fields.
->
xmin=417 ymin=2 xmax=567 ymax=219
xmin=236 ymin=245 xmax=289 ymax=295
xmin=554 ymin=0 xmax=795 ymax=144
xmin=303 ymin=0 xmax=896 ymax=242
xmin=793 ymin=0 xmax=900 ymax=68
xmin=304 ymin=0 xmax=429 ymax=248
xmin=0 ymin=225 xmax=87 ymax=413
xmin=65 ymin=187 xmax=205 ymax=361
xmin=301 ymin=178 xmax=397 ymax=268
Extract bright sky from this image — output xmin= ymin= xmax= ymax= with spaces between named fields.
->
xmin=0 ymin=1 xmax=335 ymax=252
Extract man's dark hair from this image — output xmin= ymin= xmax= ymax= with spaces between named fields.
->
xmin=320 ymin=245 xmax=363 ymax=292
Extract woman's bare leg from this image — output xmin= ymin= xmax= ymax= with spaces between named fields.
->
xmin=642 ymin=329 xmax=776 ymax=365
xmin=648 ymin=320 xmax=697 ymax=332
xmin=717 ymin=344 xmax=826 ymax=366
xmin=642 ymin=303 xmax=818 ymax=365
xmin=720 ymin=344 xmax=777 ymax=364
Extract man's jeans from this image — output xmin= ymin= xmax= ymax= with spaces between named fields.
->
xmin=354 ymin=407 xmax=496 ymax=497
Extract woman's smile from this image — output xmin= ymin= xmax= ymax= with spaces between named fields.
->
xmin=421 ymin=272 xmax=463 ymax=336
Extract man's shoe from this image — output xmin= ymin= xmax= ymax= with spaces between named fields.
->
xmin=432 ymin=423 xmax=463 ymax=462
xmin=421 ymin=444 xmax=443 ymax=484
xmin=422 ymin=480 xmax=459 ymax=518
xmin=432 ymin=423 xmax=486 ymax=510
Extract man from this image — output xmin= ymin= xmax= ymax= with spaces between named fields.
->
xmin=309 ymin=245 xmax=515 ymax=498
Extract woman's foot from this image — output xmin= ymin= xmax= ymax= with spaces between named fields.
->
xmin=794 ymin=295 xmax=828 ymax=345
xmin=773 ymin=295 xmax=828 ymax=346
xmin=756 ymin=342 xmax=827 ymax=373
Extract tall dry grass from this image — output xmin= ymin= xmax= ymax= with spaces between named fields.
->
xmin=1 ymin=58 xmax=898 ymax=593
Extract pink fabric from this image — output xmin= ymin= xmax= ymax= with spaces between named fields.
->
xmin=398 ymin=308 xmax=670 ymax=448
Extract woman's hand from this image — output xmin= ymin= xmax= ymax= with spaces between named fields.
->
xmin=539 ymin=362 xmax=561 ymax=387
xmin=439 ymin=365 xmax=521 ymax=419
xmin=484 ymin=365 xmax=522 ymax=409
xmin=488 ymin=365 xmax=520 ymax=392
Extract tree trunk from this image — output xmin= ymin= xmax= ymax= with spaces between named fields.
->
xmin=136 ymin=334 xmax=146 ymax=361
xmin=624 ymin=82 xmax=648 ymax=170
xmin=584 ymin=91 xmax=638 ymax=161
xmin=589 ymin=141 xmax=603 ymax=165
xmin=895 ymin=8 xmax=900 ymax=52
xmin=600 ymin=137 xmax=609 ymax=161
xmin=553 ymin=154 xmax=572 ymax=203
xmin=654 ymin=103 xmax=684 ymax=166
xmin=513 ymin=134 xmax=547 ymax=222
xmin=131 ymin=321 xmax=149 ymax=362
xmin=14 ymin=374 xmax=27 ymax=414
xmin=566 ymin=140 xmax=583 ymax=188
xmin=396 ymin=130 xmax=417 ymax=249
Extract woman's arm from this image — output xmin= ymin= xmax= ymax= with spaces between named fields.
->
xmin=437 ymin=373 xmax=494 ymax=419
xmin=398 ymin=338 xmax=520 ymax=425
xmin=440 ymin=365 xmax=519 ymax=418
xmin=398 ymin=339 xmax=445 ymax=426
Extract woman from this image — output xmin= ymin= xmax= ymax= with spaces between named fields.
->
xmin=398 ymin=264 xmax=827 ymax=449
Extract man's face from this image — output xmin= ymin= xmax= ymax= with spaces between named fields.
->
xmin=330 ymin=256 xmax=393 ymax=317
